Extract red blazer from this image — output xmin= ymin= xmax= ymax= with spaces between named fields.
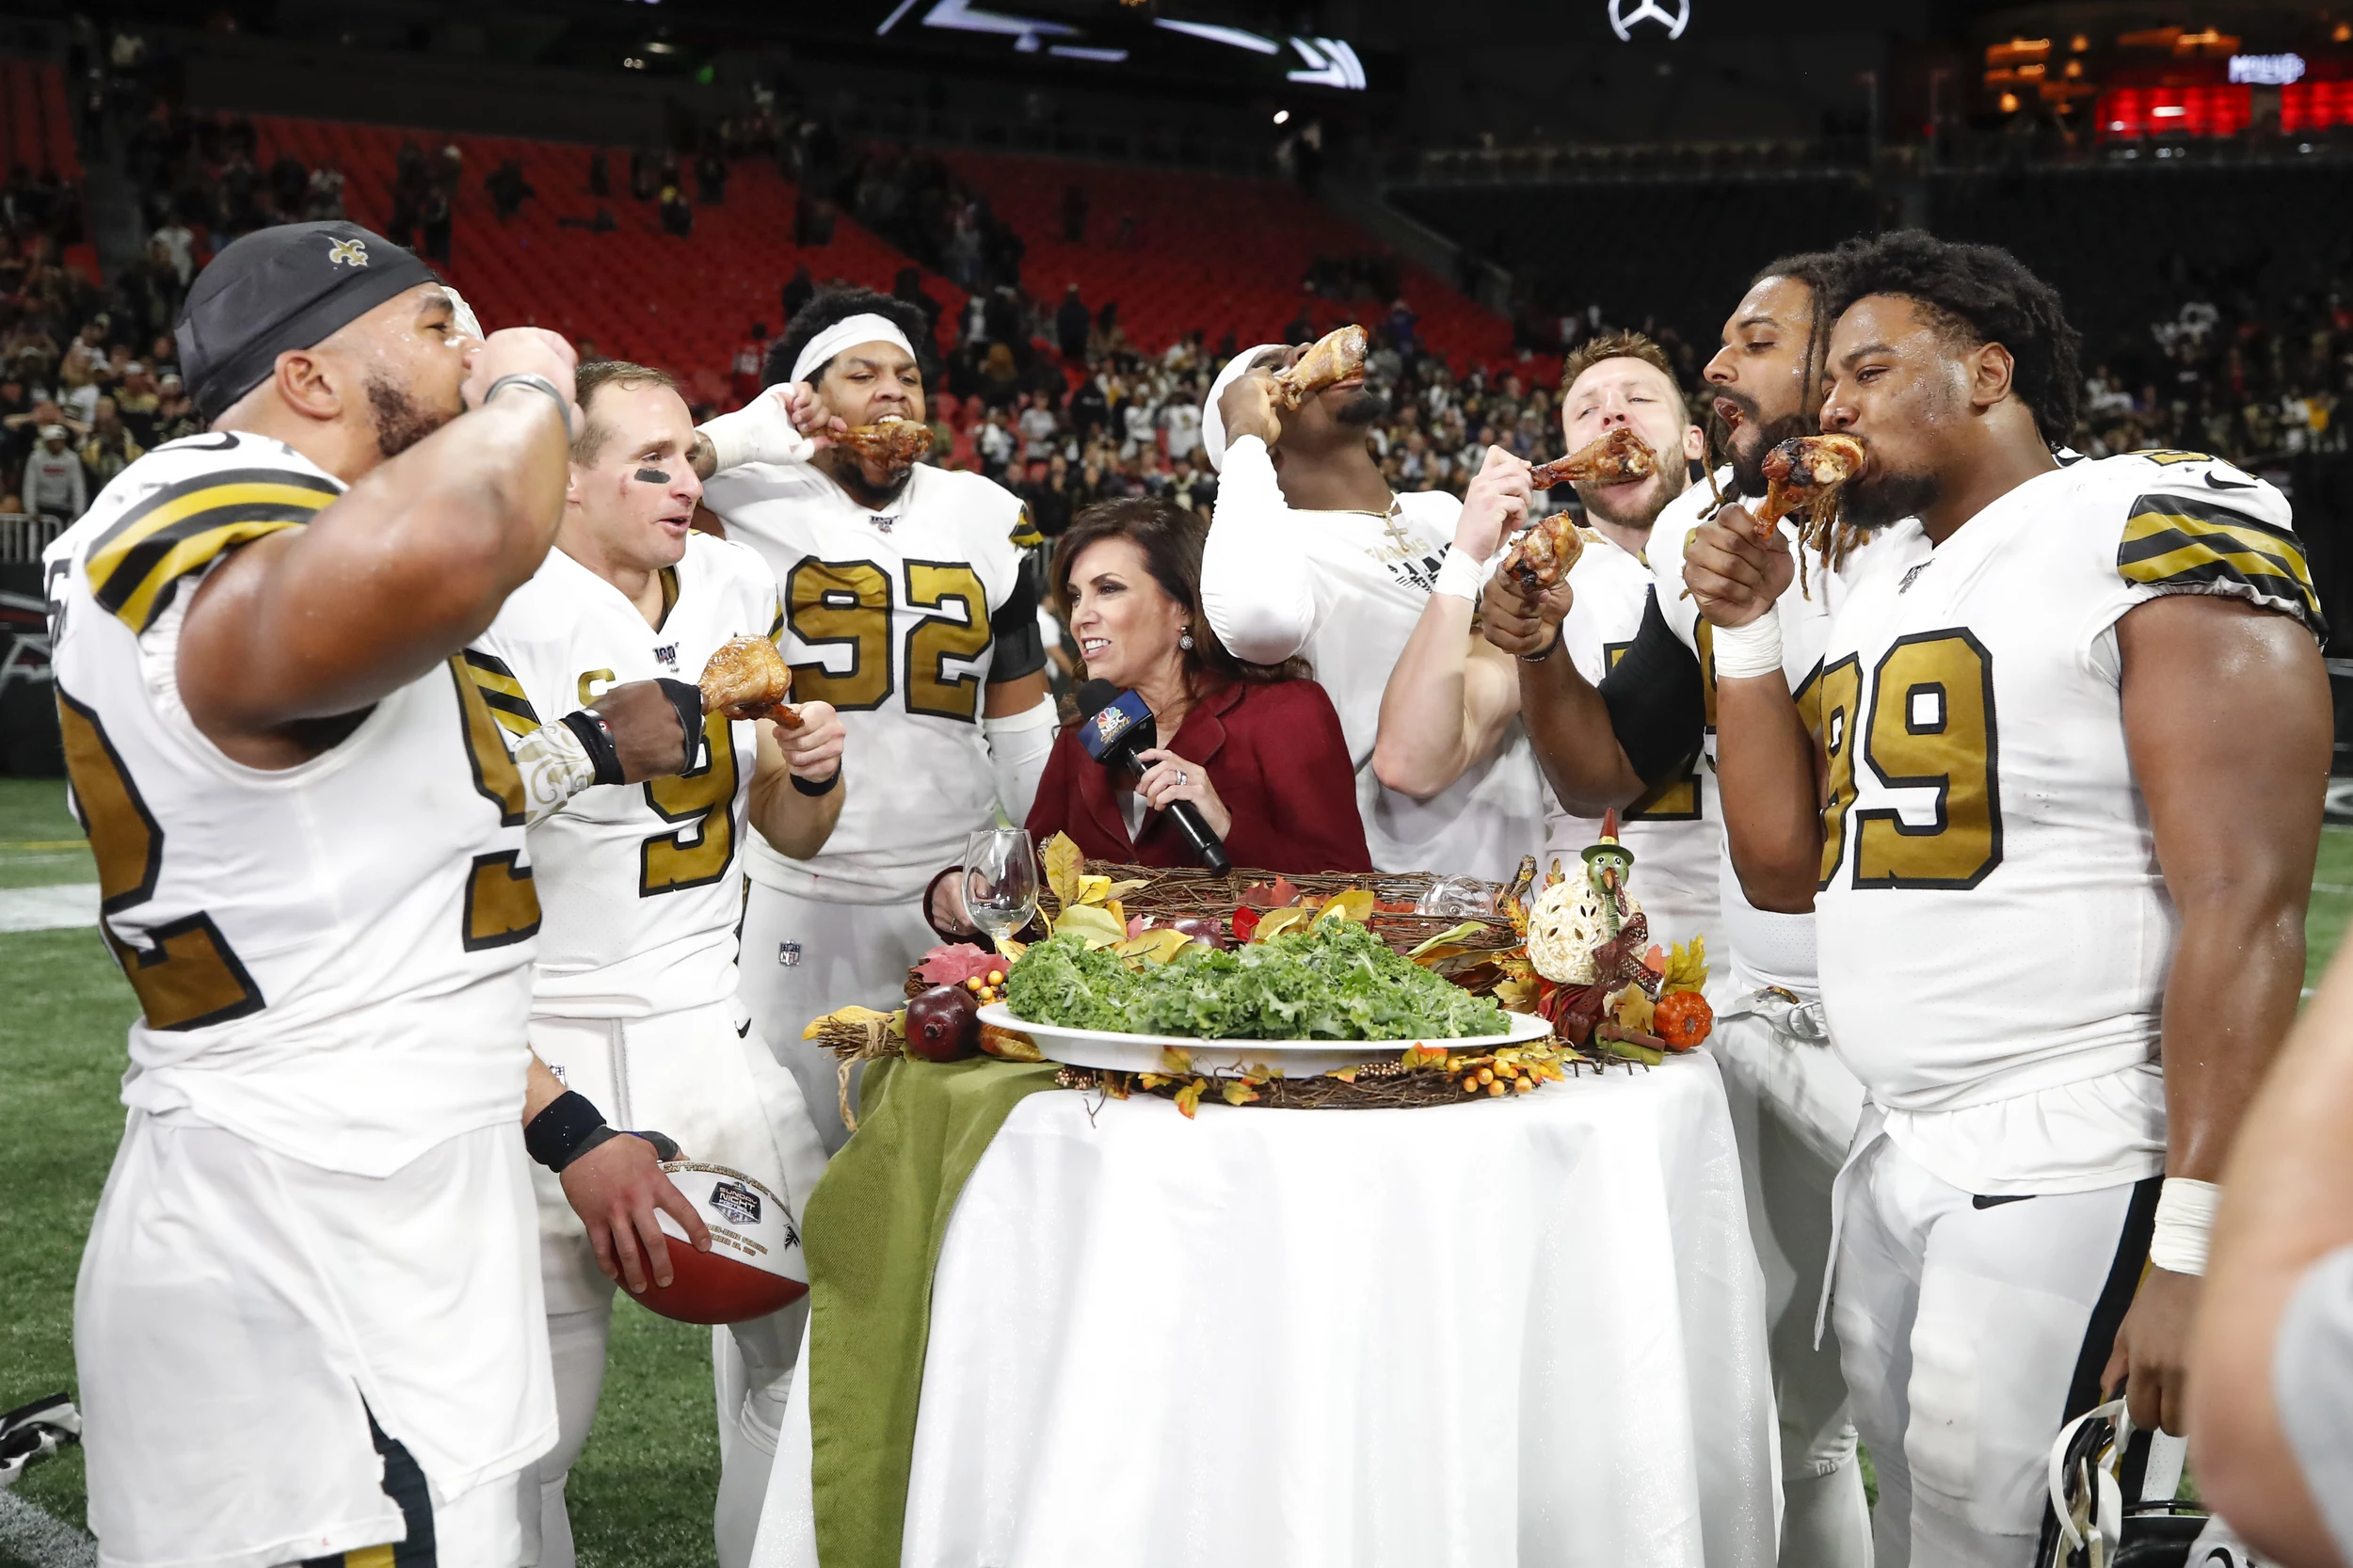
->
xmin=1027 ymin=680 xmax=1371 ymax=873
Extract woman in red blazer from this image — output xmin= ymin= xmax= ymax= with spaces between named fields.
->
xmin=1030 ymin=497 xmax=1369 ymax=873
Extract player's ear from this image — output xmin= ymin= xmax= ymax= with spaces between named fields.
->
xmin=271 ymin=348 xmax=340 ymax=424
xmin=565 ymin=460 xmax=586 ymax=509
xmin=1681 ymin=423 xmax=1706 ymax=463
xmin=1971 ymin=341 xmax=2016 ymax=412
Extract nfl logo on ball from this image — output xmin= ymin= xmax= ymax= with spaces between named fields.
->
xmin=710 ymin=1179 xmax=761 ymax=1227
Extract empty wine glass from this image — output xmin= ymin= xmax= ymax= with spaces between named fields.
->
xmin=963 ymin=827 xmax=1040 ymax=949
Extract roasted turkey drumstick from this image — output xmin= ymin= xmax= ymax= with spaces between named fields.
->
xmin=1753 ymin=434 xmax=1865 ymax=535
xmin=1501 ymin=513 xmax=1583 ymax=594
xmin=1526 ymin=426 xmax=1657 ymax=491
xmin=1270 ymin=325 xmax=1369 ymax=411
xmin=835 ymin=417 xmax=935 ymax=468
xmin=698 ymin=636 xmax=803 ymax=728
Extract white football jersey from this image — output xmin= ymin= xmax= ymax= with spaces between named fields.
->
xmin=43 ymin=432 xmax=540 ymax=1178
xmin=700 ymin=460 xmax=1043 ymax=904
xmin=470 ymin=535 xmax=779 ymax=1017
xmin=1809 ymin=452 xmax=2320 ymax=1137
xmin=1549 ymin=525 xmax=1721 ymax=956
xmin=1651 ymin=471 xmax=1860 ymax=991
xmin=1204 ymin=439 xmax=1548 ymax=882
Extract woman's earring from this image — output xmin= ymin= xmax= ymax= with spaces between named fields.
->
xmin=1178 ymin=625 xmax=1195 ymax=650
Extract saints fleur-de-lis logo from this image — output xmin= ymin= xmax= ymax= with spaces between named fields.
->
xmin=327 ymin=237 xmax=369 ymax=267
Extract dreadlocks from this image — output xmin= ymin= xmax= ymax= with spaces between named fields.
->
xmin=1738 ymin=248 xmax=1860 ymax=592
xmin=1822 ymin=229 xmax=2082 ymax=452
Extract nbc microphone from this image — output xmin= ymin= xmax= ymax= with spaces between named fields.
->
xmin=1074 ymin=680 xmax=1234 ymax=874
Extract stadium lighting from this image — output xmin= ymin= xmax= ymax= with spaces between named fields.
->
xmin=1154 ymin=18 xmax=1280 ymax=56
xmin=1273 ymin=109 xmax=1289 ymax=124
xmin=1286 ymin=37 xmax=1367 ymax=89
xmin=888 ymin=0 xmax=1077 ymax=41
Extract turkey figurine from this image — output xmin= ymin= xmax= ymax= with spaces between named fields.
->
xmin=698 ymin=635 xmax=802 ymax=728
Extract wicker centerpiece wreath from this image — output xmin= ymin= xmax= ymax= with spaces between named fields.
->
xmin=803 ymin=820 xmax=1715 ymax=1122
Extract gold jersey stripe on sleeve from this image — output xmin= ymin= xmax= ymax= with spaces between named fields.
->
xmin=1009 ymin=504 xmax=1044 ymax=551
xmin=86 ymin=468 xmax=341 ymax=631
xmin=459 ymin=648 xmax=542 ymax=738
xmin=2119 ymin=497 xmax=2324 ymax=636
xmin=769 ymin=593 xmax=786 ymax=646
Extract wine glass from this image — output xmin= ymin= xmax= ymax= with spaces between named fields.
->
xmin=963 ymin=827 xmax=1040 ymax=951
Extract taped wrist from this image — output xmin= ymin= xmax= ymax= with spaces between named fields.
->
xmin=558 ymin=709 xmax=625 ymax=787
xmin=1711 ymin=613 xmax=1786 ymax=680
xmin=1596 ymin=588 xmax=1707 ymax=787
xmin=1433 ymin=544 xmax=1487 ymax=603
xmin=656 ymin=679 xmax=706 ymax=763
xmin=697 ymin=396 xmax=814 ymax=473
xmin=2150 ymin=1176 xmax=2221 ymax=1275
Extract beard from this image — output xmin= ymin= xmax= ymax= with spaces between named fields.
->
xmin=1713 ymin=389 xmax=1810 ymax=498
xmin=1577 ymin=461 xmax=1689 ymax=532
xmin=821 ymin=446 xmax=916 ymax=509
xmin=1334 ymin=387 xmax=1386 ymax=427
xmin=1839 ymin=462 xmax=1939 ymax=531
xmin=367 ymin=375 xmax=456 ymax=460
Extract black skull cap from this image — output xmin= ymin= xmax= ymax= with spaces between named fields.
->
xmin=178 ymin=221 xmax=440 ymax=423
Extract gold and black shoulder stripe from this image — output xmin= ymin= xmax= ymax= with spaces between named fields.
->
xmin=86 ymin=467 xmax=341 ymax=632
xmin=768 ymin=591 xmax=786 ymax=646
xmin=2119 ymin=495 xmax=2326 ymax=639
xmin=1008 ymin=504 xmax=1044 ymax=552
xmin=655 ymin=565 xmax=681 ymax=632
xmin=460 ymin=648 xmax=541 ymax=738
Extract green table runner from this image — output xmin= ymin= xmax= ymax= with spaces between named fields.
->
xmin=803 ymin=1052 xmax=1062 ymax=1568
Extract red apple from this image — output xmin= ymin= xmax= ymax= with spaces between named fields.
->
xmin=905 ymin=984 xmax=981 ymax=1062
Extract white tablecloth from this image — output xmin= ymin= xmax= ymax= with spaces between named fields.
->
xmin=755 ymin=1051 xmax=1779 ymax=1568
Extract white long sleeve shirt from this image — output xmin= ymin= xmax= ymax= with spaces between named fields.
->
xmin=1199 ymin=435 xmax=1546 ymax=881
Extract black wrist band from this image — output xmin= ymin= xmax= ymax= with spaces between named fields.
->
xmin=560 ymin=709 xmax=625 ymax=786
xmin=655 ymin=678 xmax=706 ymax=765
xmin=1517 ymin=630 xmax=1561 ymax=664
xmin=525 ymin=1090 xmax=609 ymax=1171
xmin=790 ymin=765 xmax=840 ymax=797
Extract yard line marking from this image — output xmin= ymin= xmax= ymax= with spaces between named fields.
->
xmin=0 ymin=840 xmax=86 ymax=851
xmin=2315 ymin=883 xmax=2353 ymax=896
xmin=0 ymin=884 xmax=99 ymax=933
xmin=0 ymin=1492 xmax=97 ymax=1568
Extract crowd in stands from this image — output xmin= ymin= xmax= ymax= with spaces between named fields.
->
xmin=8 ymin=82 xmax=2350 ymax=532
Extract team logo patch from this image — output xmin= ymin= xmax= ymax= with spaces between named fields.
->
xmin=709 ymin=1179 xmax=762 ymax=1226
xmin=652 ymin=642 xmax=679 ymax=669
xmin=777 ymin=941 xmax=802 ymax=968
xmin=1899 ymin=562 xmax=1931 ymax=594
xmin=327 ymin=237 xmax=369 ymax=268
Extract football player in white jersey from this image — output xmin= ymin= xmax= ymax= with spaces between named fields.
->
xmin=1689 ymin=230 xmax=2329 ymax=1564
xmin=693 ymin=289 xmax=1055 ymax=1152
xmin=1199 ymin=343 xmax=1546 ymax=882
xmin=1371 ymin=329 xmax=1716 ymax=949
xmin=469 ymin=360 xmax=843 ymax=1568
xmin=50 ymin=222 xmax=709 ymax=1568
xmin=1483 ymin=258 xmax=1876 ymax=1568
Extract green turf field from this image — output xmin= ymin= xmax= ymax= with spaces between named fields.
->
xmin=7 ymin=773 xmax=2353 ymax=1566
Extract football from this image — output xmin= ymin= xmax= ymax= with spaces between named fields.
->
xmin=623 ymin=1161 xmax=809 ymax=1326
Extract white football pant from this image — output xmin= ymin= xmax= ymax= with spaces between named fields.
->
xmin=1708 ymin=971 xmax=1875 ymax=1568
xmin=1832 ymin=1128 xmax=2158 ymax=1568
xmin=736 ymin=883 xmax=941 ymax=1155
xmin=518 ymin=1002 xmax=828 ymax=1568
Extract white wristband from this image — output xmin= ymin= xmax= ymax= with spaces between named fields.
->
xmin=512 ymin=718 xmax=601 ymax=826
xmin=1433 ymin=544 xmax=1487 ymax=603
xmin=2149 ymin=1176 xmax=2221 ymax=1276
xmin=1710 ymin=612 xmax=1785 ymax=680
xmin=698 ymin=392 xmax=815 ymax=473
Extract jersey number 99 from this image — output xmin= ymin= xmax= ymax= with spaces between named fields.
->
xmin=1816 ymin=630 xmax=2004 ymax=890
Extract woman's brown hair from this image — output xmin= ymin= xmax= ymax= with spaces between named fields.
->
xmin=1048 ymin=496 xmax=1312 ymax=695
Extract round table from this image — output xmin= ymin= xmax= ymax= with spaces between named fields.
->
xmin=754 ymin=1051 xmax=1780 ymax=1568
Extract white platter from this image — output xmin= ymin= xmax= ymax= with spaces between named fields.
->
xmin=974 ymin=1002 xmax=1553 ymax=1076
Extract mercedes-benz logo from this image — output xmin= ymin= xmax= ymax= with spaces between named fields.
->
xmin=1609 ymin=0 xmax=1690 ymax=40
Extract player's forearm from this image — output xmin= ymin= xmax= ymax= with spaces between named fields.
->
xmin=1517 ymin=646 xmax=1644 ymax=815
xmin=188 ymin=396 xmax=569 ymax=725
xmin=748 ymin=768 xmax=842 ymax=860
xmin=1373 ymin=596 xmax=1485 ymax=799
xmin=1201 ymin=437 xmax=1316 ymax=664
xmin=1713 ymin=676 xmax=1821 ymax=913
xmin=2157 ymin=888 xmax=2307 ymax=1182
